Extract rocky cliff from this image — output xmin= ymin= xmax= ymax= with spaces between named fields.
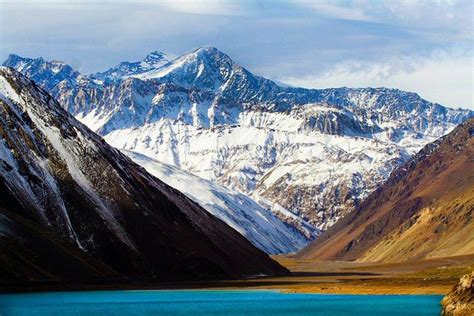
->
xmin=442 ymin=272 xmax=474 ymax=316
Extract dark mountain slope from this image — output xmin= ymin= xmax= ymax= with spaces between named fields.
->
xmin=0 ymin=67 xmax=286 ymax=288
xmin=298 ymin=118 xmax=474 ymax=262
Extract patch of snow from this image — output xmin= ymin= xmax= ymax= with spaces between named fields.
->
xmin=124 ymin=150 xmax=310 ymax=254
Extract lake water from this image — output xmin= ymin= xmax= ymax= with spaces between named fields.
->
xmin=0 ymin=290 xmax=443 ymax=315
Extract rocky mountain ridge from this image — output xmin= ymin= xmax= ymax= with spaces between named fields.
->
xmin=0 ymin=67 xmax=286 ymax=287
xmin=4 ymin=47 xmax=472 ymax=236
xmin=91 ymin=51 xmax=176 ymax=81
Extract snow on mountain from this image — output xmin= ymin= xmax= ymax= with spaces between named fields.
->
xmin=123 ymin=150 xmax=315 ymax=253
xmin=0 ymin=67 xmax=287 ymax=281
xmin=105 ymin=110 xmax=410 ymax=230
xmin=92 ymin=51 xmax=176 ymax=81
xmin=3 ymin=54 xmax=83 ymax=91
xmin=298 ymin=118 xmax=474 ymax=263
xmin=3 ymin=48 xmax=473 ymax=236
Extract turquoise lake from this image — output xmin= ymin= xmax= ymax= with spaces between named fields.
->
xmin=0 ymin=290 xmax=443 ymax=315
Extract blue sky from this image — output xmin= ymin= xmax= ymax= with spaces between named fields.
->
xmin=1 ymin=0 xmax=472 ymax=109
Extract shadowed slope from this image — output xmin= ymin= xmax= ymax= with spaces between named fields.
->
xmin=0 ymin=67 xmax=287 ymax=288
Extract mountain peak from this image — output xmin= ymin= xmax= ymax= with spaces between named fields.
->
xmin=3 ymin=53 xmax=72 ymax=70
xmin=143 ymin=50 xmax=175 ymax=64
xmin=192 ymin=46 xmax=232 ymax=61
xmin=195 ymin=46 xmax=224 ymax=54
xmin=3 ymin=53 xmax=42 ymax=67
xmin=129 ymin=46 xmax=238 ymax=85
xmin=3 ymin=54 xmax=75 ymax=69
xmin=2 ymin=53 xmax=81 ymax=91
xmin=164 ymin=47 xmax=234 ymax=67
xmin=92 ymin=50 xmax=175 ymax=80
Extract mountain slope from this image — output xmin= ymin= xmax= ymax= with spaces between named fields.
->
xmin=91 ymin=51 xmax=176 ymax=81
xmin=0 ymin=67 xmax=287 ymax=287
xmin=3 ymin=48 xmax=472 ymax=234
xmin=2 ymin=54 xmax=82 ymax=91
xmin=124 ymin=151 xmax=315 ymax=254
xmin=298 ymin=118 xmax=474 ymax=262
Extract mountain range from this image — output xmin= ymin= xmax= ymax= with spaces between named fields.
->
xmin=3 ymin=47 xmax=473 ymax=251
xmin=298 ymin=117 xmax=474 ymax=262
xmin=0 ymin=67 xmax=286 ymax=287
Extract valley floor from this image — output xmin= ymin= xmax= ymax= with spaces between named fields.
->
xmin=2 ymin=254 xmax=472 ymax=295
xmin=261 ymin=254 xmax=474 ymax=294
xmin=170 ymin=254 xmax=473 ymax=295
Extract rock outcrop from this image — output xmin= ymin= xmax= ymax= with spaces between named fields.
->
xmin=442 ymin=272 xmax=474 ymax=316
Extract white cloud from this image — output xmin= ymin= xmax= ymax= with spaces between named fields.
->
xmin=1 ymin=0 xmax=472 ymax=109
xmin=156 ymin=0 xmax=250 ymax=16
xmin=291 ymin=0 xmax=378 ymax=22
xmin=292 ymin=0 xmax=472 ymax=40
xmin=280 ymin=51 xmax=473 ymax=109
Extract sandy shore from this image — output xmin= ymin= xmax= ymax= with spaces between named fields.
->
xmin=186 ymin=254 xmax=474 ymax=295
xmin=261 ymin=254 xmax=474 ymax=294
xmin=1 ymin=254 xmax=472 ymax=294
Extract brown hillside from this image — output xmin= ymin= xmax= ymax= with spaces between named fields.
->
xmin=298 ymin=118 xmax=474 ymax=263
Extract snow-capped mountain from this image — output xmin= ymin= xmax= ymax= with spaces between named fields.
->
xmin=124 ymin=151 xmax=315 ymax=254
xmin=106 ymin=112 xmax=411 ymax=230
xmin=2 ymin=54 xmax=82 ymax=91
xmin=91 ymin=51 xmax=176 ymax=81
xmin=3 ymin=48 xmax=472 ymax=235
xmin=0 ymin=67 xmax=286 ymax=283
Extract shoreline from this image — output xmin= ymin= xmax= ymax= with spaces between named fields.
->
xmin=1 ymin=254 xmax=472 ymax=295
